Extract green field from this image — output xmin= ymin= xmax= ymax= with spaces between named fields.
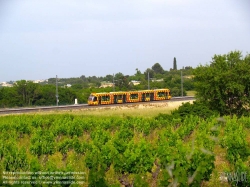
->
xmin=0 ymin=109 xmax=250 ymax=186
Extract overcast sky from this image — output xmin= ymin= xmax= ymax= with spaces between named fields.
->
xmin=0 ymin=0 xmax=249 ymax=82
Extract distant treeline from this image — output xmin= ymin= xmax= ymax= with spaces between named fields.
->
xmin=0 ymin=64 xmax=194 ymax=107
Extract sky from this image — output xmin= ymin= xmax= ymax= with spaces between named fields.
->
xmin=0 ymin=0 xmax=249 ymax=82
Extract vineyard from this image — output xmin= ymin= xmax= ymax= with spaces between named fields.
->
xmin=0 ymin=113 xmax=250 ymax=186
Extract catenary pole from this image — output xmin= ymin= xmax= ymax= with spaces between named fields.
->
xmin=56 ymin=75 xmax=58 ymax=106
xmin=113 ymin=73 xmax=115 ymax=92
xmin=148 ymin=71 xmax=150 ymax=90
xmin=181 ymin=71 xmax=183 ymax=97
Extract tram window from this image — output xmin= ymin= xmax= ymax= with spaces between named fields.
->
xmin=157 ymin=92 xmax=165 ymax=97
xmin=130 ymin=94 xmax=138 ymax=99
xmin=146 ymin=93 xmax=150 ymax=97
xmin=102 ymin=96 xmax=110 ymax=101
xmin=93 ymin=97 xmax=97 ymax=101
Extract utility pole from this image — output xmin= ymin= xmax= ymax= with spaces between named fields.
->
xmin=148 ymin=71 xmax=150 ymax=90
xmin=56 ymin=75 xmax=59 ymax=106
xmin=113 ymin=73 xmax=115 ymax=92
xmin=181 ymin=71 xmax=183 ymax=97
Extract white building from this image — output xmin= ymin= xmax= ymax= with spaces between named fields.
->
xmin=0 ymin=82 xmax=13 ymax=87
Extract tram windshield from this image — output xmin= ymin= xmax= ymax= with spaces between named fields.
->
xmin=88 ymin=96 xmax=97 ymax=101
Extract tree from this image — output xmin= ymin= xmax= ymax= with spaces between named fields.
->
xmin=13 ymin=80 xmax=39 ymax=106
xmin=80 ymin=75 xmax=88 ymax=82
xmin=152 ymin=63 xmax=164 ymax=74
xmin=135 ymin=68 xmax=141 ymax=75
xmin=114 ymin=72 xmax=124 ymax=80
xmin=33 ymin=85 xmax=56 ymax=106
xmin=185 ymin=66 xmax=192 ymax=70
xmin=183 ymin=78 xmax=194 ymax=91
xmin=132 ymin=68 xmax=144 ymax=81
xmin=116 ymin=75 xmax=130 ymax=90
xmin=170 ymin=87 xmax=186 ymax=97
xmin=57 ymin=87 xmax=78 ymax=105
xmin=193 ymin=51 xmax=250 ymax=116
xmin=0 ymin=87 xmax=19 ymax=107
xmin=103 ymin=74 xmax=113 ymax=82
xmin=173 ymin=57 xmax=177 ymax=70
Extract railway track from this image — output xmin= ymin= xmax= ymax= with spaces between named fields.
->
xmin=0 ymin=96 xmax=195 ymax=115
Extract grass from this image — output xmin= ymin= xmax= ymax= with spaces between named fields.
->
xmin=186 ymin=90 xmax=196 ymax=96
xmin=41 ymin=100 xmax=192 ymax=118
xmin=1 ymin=100 xmax=193 ymax=118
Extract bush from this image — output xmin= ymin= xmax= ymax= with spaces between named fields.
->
xmin=156 ymin=101 xmax=218 ymax=121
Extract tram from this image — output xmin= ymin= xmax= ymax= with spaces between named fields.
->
xmin=88 ymin=89 xmax=171 ymax=105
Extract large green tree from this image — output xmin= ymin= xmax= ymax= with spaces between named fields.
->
xmin=193 ymin=51 xmax=250 ymax=116
xmin=152 ymin=62 xmax=164 ymax=74
xmin=14 ymin=80 xmax=39 ymax=106
xmin=0 ymin=87 xmax=19 ymax=107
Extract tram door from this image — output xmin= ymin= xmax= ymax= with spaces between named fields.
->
xmin=123 ymin=94 xmax=126 ymax=103
xmin=142 ymin=93 xmax=146 ymax=101
xmin=114 ymin=95 xmax=118 ymax=104
xmin=150 ymin=93 xmax=154 ymax=101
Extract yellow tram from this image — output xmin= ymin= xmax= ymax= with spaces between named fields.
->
xmin=88 ymin=89 xmax=171 ymax=105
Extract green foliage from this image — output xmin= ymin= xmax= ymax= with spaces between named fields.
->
xmin=29 ymin=157 xmax=41 ymax=172
xmin=183 ymin=78 xmax=194 ymax=90
xmin=67 ymin=118 xmax=83 ymax=137
xmin=194 ymin=51 xmax=250 ymax=116
xmin=13 ymin=80 xmax=39 ymax=106
xmin=156 ymin=101 xmax=218 ymax=122
xmin=171 ymin=101 xmax=218 ymax=119
xmin=163 ymin=70 xmax=193 ymax=95
xmin=85 ymin=142 xmax=110 ymax=186
xmin=133 ymin=174 xmax=149 ymax=187
xmin=3 ymin=146 xmax=29 ymax=171
xmin=152 ymin=62 xmax=164 ymax=74
xmin=231 ymin=158 xmax=250 ymax=186
xmin=170 ymin=87 xmax=187 ymax=97
xmin=158 ymin=118 xmax=217 ymax=186
xmin=58 ymin=138 xmax=73 ymax=155
xmin=90 ymin=127 xmax=111 ymax=149
xmin=220 ymin=116 xmax=250 ymax=163
xmin=114 ymin=137 xmax=155 ymax=174
xmin=30 ymin=127 xmax=55 ymax=156
xmin=3 ymin=113 xmax=250 ymax=186
xmin=0 ymin=87 xmax=20 ymax=107
xmin=0 ymin=81 xmax=81 ymax=107
xmin=113 ymin=126 xmax=134 ymax=154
